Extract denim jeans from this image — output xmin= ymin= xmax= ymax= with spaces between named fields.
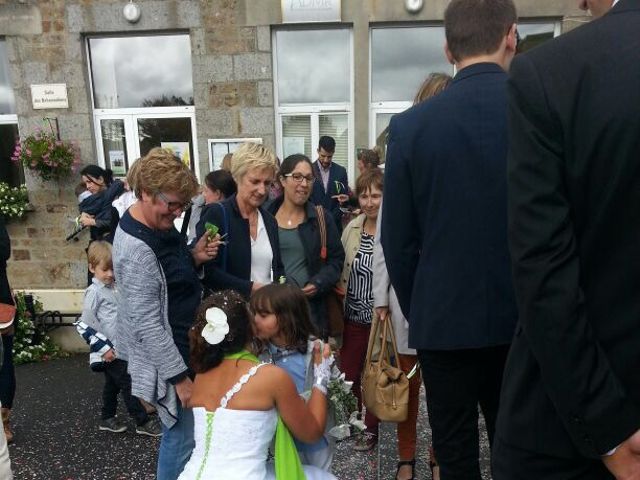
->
xmin=156 ymin=405 xmax=194 ymax=480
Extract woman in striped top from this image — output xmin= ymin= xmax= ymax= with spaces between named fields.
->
xmin=337 ymin=168 xmax=383 ymax=452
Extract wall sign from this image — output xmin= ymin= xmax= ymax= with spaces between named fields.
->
xmin=30 ymin=84 xmax=69 ymax=110
xmin=281 ymin=0 xmax=341 ymax=23
xmin=208 ymin=138 xmax=262 ymax=172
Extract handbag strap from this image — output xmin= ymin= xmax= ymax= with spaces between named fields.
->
xmin=384 ymin=313 xmax=402 ymax=368
xmin=315 ymin=205 xmax=328 ymax=262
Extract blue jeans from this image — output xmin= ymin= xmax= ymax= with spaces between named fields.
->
xmin=157 ymin=405 xmax=194 ymax=480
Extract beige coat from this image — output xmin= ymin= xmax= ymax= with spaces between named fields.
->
xmin=338 ymin=213 xmax=367 ymax=292
xmin=372 ymin=201 xmax=415 ymax=355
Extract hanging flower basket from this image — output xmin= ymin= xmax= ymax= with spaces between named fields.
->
xmin=11 ymin=129 xmax=81 ymax=182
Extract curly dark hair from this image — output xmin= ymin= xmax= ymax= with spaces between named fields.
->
xmin=189 ymin=290 xmax=253 ymax=373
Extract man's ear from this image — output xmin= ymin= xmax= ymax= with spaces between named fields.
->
xmin=444 ymin=42 xmax=456 ymax=65
xmin=506 ymin=23 xmax=518 ymax=53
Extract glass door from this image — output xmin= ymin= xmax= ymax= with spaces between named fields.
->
xmin=94 ymin=112 xmax=199 ymax=178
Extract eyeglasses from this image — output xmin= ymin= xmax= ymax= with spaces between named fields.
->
xmin=156 ymin=191 xmax=192 ymax=212
xmin=283 ymin=173 xmax=315 ymax=184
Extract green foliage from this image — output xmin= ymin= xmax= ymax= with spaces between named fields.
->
xmin=0 ymin=183 xmax=28 ymax=221
xmin=12 ymin=129 xmax=81 ymax=182
xmin=12 ymin=292 xmax=62 ymax=365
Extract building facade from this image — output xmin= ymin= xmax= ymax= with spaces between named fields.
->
xmin=0 ymin=0 xmax=586 ymax=290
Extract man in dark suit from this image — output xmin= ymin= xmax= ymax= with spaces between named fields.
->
xmin=494 ymin=1 xmax=640 ymax=478
xmin=381 ymin=0 xmax=518 ymax=477
xmin=310 ymin=135 xmax=350 ymax=232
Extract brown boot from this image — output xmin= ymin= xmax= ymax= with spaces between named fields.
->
xmin=1 ymin=408 xmax=13 ymax=444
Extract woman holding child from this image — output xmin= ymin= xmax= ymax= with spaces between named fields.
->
xmin=265 ymin=154 xmax=345 ymax=338
xmin=177 ymin=289 xmax=336 ymax=480
xmin=113 ymin=148 xmax=220 ymax=480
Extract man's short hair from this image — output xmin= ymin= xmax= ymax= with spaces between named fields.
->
xmin=318 ymin=136 xmax=336 ymax=153
xmin=445 ymin=0 xmax=517 ymax=62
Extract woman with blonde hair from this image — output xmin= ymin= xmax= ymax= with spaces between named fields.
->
xmin=113 ymin=147 xmax=220 ymax=480
xmin=197 ymin=142 xmax=285 ymax=297
xmin=413 ymin=72 xmax=452 ymax=105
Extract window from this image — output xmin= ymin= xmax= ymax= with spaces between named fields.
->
xmin=89 ymin=35 xmax=193 ymax=109
xmin=274 ymin=28 xmax=354 ymax=182
xmin=88 ymin=33 xmax=199 ymax=177
xmin=517 ymin=22 xmax=560 ymax=54
xmin=369 ymin=26 xmax=450 ymax=160
xmin=0 ymin=39 xmax=21 ymax=187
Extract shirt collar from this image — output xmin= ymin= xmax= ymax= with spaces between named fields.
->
xmin=612 ymin=0 xmax=620 ymax=5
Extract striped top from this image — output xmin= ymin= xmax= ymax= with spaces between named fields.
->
xmin=345 ymin=232 xmax=375 ymax=324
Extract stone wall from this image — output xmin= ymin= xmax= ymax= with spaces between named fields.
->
xmin=1 ymin=0 xmax=274 ymax=289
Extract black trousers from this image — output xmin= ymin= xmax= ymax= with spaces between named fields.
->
xmin=492 ymin=436 xmax=614 ymax=480
xmin=102 ymin=359 xmax=147 ymax=426
xmin=418 ymin=345 xmax=510 ymax=480
xmin=0 ymin=334 xmax=15 ymax=408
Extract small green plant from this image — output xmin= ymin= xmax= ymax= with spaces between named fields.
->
xmin=11 ymin=127 xmax=81 ymax=181
xmin=12 ymin=292 xmax=62 ymax=365
xmin=0 ymin=182 xmax=28 ymax=221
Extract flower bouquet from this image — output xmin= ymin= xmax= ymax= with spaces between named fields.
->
xmin=326 ymin=372 xmax=365 ymax=441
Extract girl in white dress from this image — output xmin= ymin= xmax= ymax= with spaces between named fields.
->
xmin=178 ymin=290 xmax=336 ymax=480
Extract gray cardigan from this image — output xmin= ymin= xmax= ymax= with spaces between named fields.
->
xmin=113 ymin=225 xmax=185 ymax=428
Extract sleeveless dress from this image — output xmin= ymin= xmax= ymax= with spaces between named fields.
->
xmin=177 ymin=363 xmax=336 ymax=480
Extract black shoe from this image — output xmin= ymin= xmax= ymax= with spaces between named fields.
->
xmin=99 ymin=417 xmax=127 ymax=433
xmin=395 ymin=459 xmax=416 ymax=480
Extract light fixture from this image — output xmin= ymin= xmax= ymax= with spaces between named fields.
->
xmin=123 ymin=1 xmax=141 ymax=23
xmin=405 ymin=0 xmax=424 ymax=14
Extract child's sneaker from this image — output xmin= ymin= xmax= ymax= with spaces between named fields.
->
xmin=136 ymin=417 xmax=162 ymax=437
xmin=99 ymin=417 xmax=127 ymax=433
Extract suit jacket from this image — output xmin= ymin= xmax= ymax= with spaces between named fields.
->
xmin=196 ymin=195 xmax=285 ymax=298
xmin=310 ymin=160 xmax=349 ymax=232
xmin=497 ymin=0 xmax=640 ymax=460
xmin=382 ymin=62 xmax=517 ymax=351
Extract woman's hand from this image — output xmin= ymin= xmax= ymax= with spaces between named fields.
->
xmin=332 ymin=193 xmax=350 ymax=204
xmin=192 ymin=233 xmax=221 ymax=267
xmin=302 ymin=283 xmax=318 ymax=297
xmin=376 ymin=306 xmax=390 ymax=322
xmin=312 ymin=340 xmax=331 ymax=365
xmin=79 ymin=212 xmax=96 ymax=227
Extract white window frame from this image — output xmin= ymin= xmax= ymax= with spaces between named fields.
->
xmin=273 ymin=27 xmax=355 ymax=185
xmin=86 ymin=34 xmax=200 ymax=179
xmin=368 ymin=24 xmax=452 ymax=148
xmin=368 ymin=21 xmax=562 ymax=148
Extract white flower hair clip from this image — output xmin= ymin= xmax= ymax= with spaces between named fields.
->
xmin=202 ymin=307 xmax=230 ymax=345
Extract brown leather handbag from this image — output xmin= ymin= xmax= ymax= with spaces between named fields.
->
xmin=315 ymin=205 xmax=345 ymax=337
xmin=361 ymin=315 xmax=410 ymax=422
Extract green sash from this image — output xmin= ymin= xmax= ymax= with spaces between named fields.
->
xmin=224 ymin=350 xmax=307 ymax=480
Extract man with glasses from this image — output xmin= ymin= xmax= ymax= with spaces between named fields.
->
xmin=495 ymin=0 xmax=640 ymax=478
xmin=310 ymin=135 xmax=351 ymax=233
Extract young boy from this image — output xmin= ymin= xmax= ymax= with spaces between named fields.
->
xmin=75 ymin=241 xmax=161 ymax=436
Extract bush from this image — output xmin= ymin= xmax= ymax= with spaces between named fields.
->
xmin=0 ymin=183 xmax=28 ymax=221
xmin=12 ymin=130 xmax=81 ymax=182
xmin=12 ymin=292 xmax=62 ymax=365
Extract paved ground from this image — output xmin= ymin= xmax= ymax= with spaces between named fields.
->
xmin=8 ymin=354 xmax=491 ymax=479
